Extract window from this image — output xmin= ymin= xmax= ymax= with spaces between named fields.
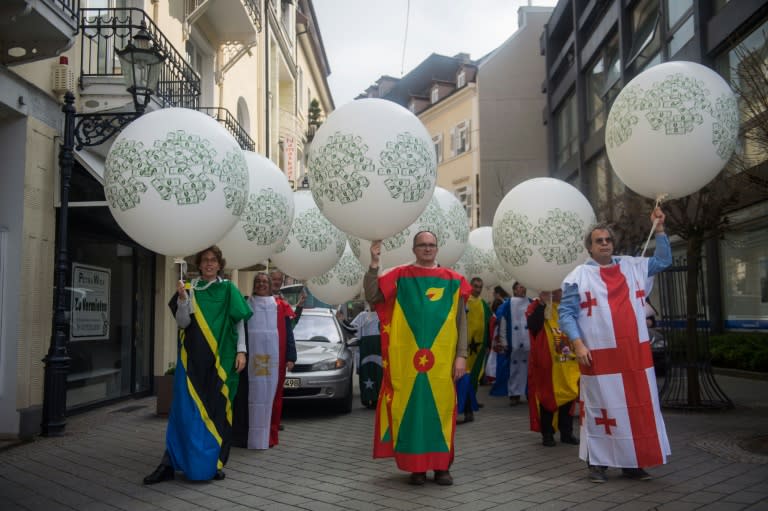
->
xmin=586 ymin=33 xmax=621 ymax=134
xmin=627 ymin=0 xmax=660 ymax=76
xmin=554 ymin=94 xmax=578 ymax=167
xmin=433 ymin=134 xmax=443 ymax=163
xmin=409 ymin=100 xmax=417 ymax=113
xmin=236 ymin=97 xmax=250 ymax=133
xmin=457 ymin=70 xmax=466 ymax=88
xmin=431 ymin=86 xmax=439 ymax=104
xmin=721 ymin=227 xmax=768 ymax=328
xmin=666 ymin=0 xmax=692 ymax=29
xmin=668 ymin=15 xmax=694 ymax=56
xmin=451 ymin=120 xmax=470 ymax=156
xmin=455 ymin=186 xmax=473 ymax=219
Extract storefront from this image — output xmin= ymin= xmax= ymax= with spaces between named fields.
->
xmin=63 ymin=162 xmax=155 ymax=409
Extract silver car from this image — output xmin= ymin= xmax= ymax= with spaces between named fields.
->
xmin=283 ymin=308 xmax=354 ymax=413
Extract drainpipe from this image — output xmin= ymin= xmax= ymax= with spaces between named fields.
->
xmin=264 ymin=17 xmax=270 ymax=158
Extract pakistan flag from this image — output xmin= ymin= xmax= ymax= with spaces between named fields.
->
xmin=372 ymin=265 xmax=471 ymax=473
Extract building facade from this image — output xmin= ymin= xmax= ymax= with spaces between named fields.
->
xmin=477 ymin=6 xmax=553 ymax=226
xmin=541 ymin=0 xmax=768 ymax=330
xmin=0 ymin=0 xmax=333 ymax=438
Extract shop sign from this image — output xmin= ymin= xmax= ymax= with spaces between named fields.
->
xmin=70 ymin=263 xmax=111 ymax=341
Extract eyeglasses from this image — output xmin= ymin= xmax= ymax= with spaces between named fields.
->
xmin=414 ymin=243 xmax=437 ymax=249
xmin=594 ymin=237 xmax=613 ymax=245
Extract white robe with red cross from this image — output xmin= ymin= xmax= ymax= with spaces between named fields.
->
xmin=563 ymin=257 xmax=670 ymax=468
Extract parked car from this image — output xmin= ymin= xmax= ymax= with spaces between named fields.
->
xmin=283 ymin=308 xmax=354 ymax=413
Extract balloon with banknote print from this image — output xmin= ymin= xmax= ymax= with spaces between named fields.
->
xmin=492 ymin=177 xmax=595 ymax=292
xmin=104 ymin=107 xmax=248 ymax=256
xmin=605 ymin=61 xmax=738 ymax=200
xmin=306 ymin=243 xmax=366 ymax=305
xmin=216 ymin=151 xmax=295 ymax=269
xmin=432 ymin=187 xmax=469 ymax=267
xmin=307 ymin=98 xmax=437 ymax=240
xmin=270 ymin=190 xmax=346 ymax=280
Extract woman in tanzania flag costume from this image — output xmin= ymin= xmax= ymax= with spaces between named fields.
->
xmin=144 ymin=246 xmax=252 ymax=485
xmin=364 ymin=231 xmax=471 ymax=487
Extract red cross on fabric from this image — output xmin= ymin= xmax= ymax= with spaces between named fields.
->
xmin=635 ymin=288 xmax=646 ymax=306
xmin=579 ymin=265 xmax=663 ymax=467
xmin=580 ymin=291 xmax=597 ymax=316
xmin=595 ymin=408 xmax=617 ymax=435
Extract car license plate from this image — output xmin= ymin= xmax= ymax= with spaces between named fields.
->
xmin=283 ymin=378 xmax=300 ymax=389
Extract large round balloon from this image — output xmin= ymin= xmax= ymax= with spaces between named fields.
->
xmin=216 ymin=152 xmax=295 ymax=269
xmin=308 ymin=98 xmax=437 ymax=240
xmin=348 ymin=193 xmax=446 ymax=270
xmin=270 ymin=190 xmax=346 ymax=280
xmin=462 ymin=227 xmax=500 ymax=289
xmin=492 ymin=178 xmax=595 ymax=291
xmin=433 ymin=187 xmax=469 ymax=267
xmin=605 ymin=61 xmax=738 ymax=199
xmin=104 ymin=108 xmax=248 ymax=255
xmin=306 ymin=243 xmax=365 ymax=305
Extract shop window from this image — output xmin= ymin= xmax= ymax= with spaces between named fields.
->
xmin=721 ymin=228 xmax=768 ymax=328
xmin=555 ymin=93 xmax=578 ymax=167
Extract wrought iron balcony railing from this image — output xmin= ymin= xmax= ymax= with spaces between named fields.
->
xmin=185 ymin=0 xmax=262 ymax=32
xmin=198 ymin=107 xmax=256 ymax=152
xmin=80 ymin=8 xmax=200 ymax=109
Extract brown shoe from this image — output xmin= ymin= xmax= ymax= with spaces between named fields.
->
xmin=408 ymin=472 xmax=427 ymax=485
xmin=434 ymin=470 xmax=453 ymax=486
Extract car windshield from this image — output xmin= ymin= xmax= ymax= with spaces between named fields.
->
xmin=293 ymin=314 xmax=341 ymax=343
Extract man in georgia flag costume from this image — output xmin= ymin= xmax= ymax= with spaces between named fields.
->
xmin=559 ymin=207 xmax=671 ymax=483
xmin=364 ymin=231 xmax=471 ymax=487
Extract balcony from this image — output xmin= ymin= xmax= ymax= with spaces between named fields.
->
xmin=0 ymin=0 xmax=78 ymax=65
xmin=198 ymin=107 xmax=256 ymax=151
xmin=185 ymin=0 xmax=262 ymax=44
xmin=80 ymin=8 xmax=200 ymax=112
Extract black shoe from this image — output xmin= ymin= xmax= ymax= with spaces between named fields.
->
xmin=542 ymin=436 xmax=556 ymax=447
xmin=143 ymin=464 xmax=174 ymax=485
xmin=213 ymin=470 xmax=226 ymax=481
xmin=408 ymin=472 xmax=427 ymax=485
xmin=477 ymin=402 xmax=485 ymax=408
xmin=457 ymin=413 xmax=474 ymax=425
xmin=622 ymin=468 xmax=651 ymax=480
xmin=588 ymin=465 xmax=607 ymax=483
xmin=278 ymin=424 xmax=285 ymax=431
xmin=434 ymin=470 xmax=453 ymax=486
xmin=561 ymin=436 xmax=580 ymax=445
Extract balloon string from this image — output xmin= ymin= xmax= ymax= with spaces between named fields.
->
xmin=173 ymin=257 xmax=187 ymax=284
xmin=640 ymin=196 xmax=664 ymax=257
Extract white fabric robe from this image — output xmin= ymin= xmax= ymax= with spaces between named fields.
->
xmin=246 ymin=295 xmax=280 ymax=450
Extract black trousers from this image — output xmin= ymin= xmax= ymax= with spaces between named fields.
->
xmin=540 ymin=400 xmax=575 ymax=440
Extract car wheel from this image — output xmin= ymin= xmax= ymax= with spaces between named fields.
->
xmin=333 ymin=377 xmax=353 ymax=414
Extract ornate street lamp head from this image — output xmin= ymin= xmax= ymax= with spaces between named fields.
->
xmin=117 ymin=22 xmax=165 ymax=114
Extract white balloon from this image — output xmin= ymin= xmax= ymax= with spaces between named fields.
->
xmin=270 ymin=190 xmax=346 ymax=280
xmin=492 ymin=178 xmax=596 ymax=292
xmin=308 ymin=98 xmax=437 ymax=240
xmin=306 ymin=243 xmax=366 ymax=305
xmin=432 ymin=187 xmax=469 ymax=267
xmin=216 ymin=152 xmax=295 ymax=269
xmin=461 ymin=227 xmax=500 ymax=289
xmin=606 ymin=61 xmax=738 ymax=200
xmin=348 ymin=193 xmax=446 ymax=270
xmin=104 ymin=108 xmax=248 ymax=256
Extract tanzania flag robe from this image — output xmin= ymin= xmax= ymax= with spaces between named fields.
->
xmin=166 ymin=280 xmax=252 ymax=480
xmin=373 ymin=265 xmax=471 ymax=472
xmin=526 ymin=300 xmax=580 ymax=433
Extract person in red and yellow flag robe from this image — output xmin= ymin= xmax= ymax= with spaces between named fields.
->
xmin=364 ymin=231 xmax=471 ymax=487
xmin=526 ymin=289 xmax=580 ymax=447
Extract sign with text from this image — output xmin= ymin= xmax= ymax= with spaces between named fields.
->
xmin=70 ymin=263 xmax=111 ymax=341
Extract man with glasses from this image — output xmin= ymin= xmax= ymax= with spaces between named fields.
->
xmin=364 ymin=231 xmax=471 ymax=487
xmin=559 ymin=208 xmax=671 ymax=483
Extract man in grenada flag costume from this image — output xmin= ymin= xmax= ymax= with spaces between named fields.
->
xmin=144 ymin=246 xmax=252 ymax=485
xmin=526 ymin=289 xmax=580 ymax=447
xmin=559 ymin=208 xmax=672 ymax=483
xmin=364 ymin=231 xmax=471 ymax=487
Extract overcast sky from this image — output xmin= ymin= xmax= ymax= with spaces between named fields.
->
xmin=313 ymin=0 xmax=558 ymax=107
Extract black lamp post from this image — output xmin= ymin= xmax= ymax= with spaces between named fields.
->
xmin=40 ymin=25 xmax=164 ymax=437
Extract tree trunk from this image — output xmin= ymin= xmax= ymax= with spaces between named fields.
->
xmin=685 ymin=236 xmax=702 ymax=406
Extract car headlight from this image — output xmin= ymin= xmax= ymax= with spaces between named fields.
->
xmin=310 ymin=358 xmax=346 ymax=371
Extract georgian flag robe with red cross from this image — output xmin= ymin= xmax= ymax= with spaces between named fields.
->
xmin=562 ymin=257 xmax=671 ymax=469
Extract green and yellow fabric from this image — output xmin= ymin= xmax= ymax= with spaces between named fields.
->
xmin=373 ymin=265 xmax=471 ymax=472
xmin=167 ymin=279 xmax=252 ymax=480
xmin=466 ymin=295 xmax=491 ymax=391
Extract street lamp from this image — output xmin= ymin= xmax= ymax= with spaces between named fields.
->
xmin=41 ymin=24 xmax=164 ymax=437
